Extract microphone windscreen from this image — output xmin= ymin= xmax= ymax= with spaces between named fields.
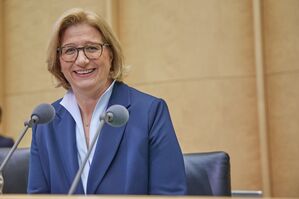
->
xmin=31 ymin=103 xmax=56 ymax=124
xmin=105 ymin=105 xmax=129 ymax=127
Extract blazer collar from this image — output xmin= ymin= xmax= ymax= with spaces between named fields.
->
xmin=87 ymin=81 xmax=131 ymax=193
xmin=52 ymin=103 xmax=84 ymax=193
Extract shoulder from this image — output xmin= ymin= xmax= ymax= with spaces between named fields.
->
xmin=129 ymin=85 xmax=168 ymax=114
xmin=50 ymin=98 xmax=69 ymax=119
xmin=33 ymin=98 xmax=67 ymax=133
xmin=116 ymin=82 xmax=170 ymax=123
xmin=117 ymin=82 xmax=166 ymax=106
xmin=51 ymin=98 xmax=63 ymax=109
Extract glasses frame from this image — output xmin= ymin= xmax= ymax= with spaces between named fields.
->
xmin=57 ymin=43 xmax=110 ymax=62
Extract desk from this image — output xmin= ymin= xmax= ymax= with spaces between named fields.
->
xmin=0 ymin=195 xmax=238 ymax=199
xmin=0 ymin=195 xmax=290 ymax=199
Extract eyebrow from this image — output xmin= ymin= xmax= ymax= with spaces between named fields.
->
xmin=61 ymin=42 xmax=103 ymax=48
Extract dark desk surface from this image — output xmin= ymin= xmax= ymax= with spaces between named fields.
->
xmin=0 ymin=195 xmax=290 ymax=199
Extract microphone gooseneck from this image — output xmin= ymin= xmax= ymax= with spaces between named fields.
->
xmin=0 ymin=103 xmax=55 ymax=194
xmin=68 ymin=104 xmax=129 ymax=195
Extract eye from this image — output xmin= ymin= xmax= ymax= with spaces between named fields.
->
xmin=85 ymin=45 xmax=101 ymax=53
xmin=63 ymin=47 xmax=77 ymax=55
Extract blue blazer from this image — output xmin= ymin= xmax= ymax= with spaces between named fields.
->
xmin=28 ymin=82 xmax=187 ymax=195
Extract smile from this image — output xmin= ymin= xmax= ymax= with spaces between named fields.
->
xmin=74 ymin=69 xmax=95 ymax=75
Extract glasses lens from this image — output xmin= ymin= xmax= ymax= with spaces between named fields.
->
xmin=61 ymin=47 xmax=77 ymax=62
xmin=84 ymin=44 xmax=103 ymax=59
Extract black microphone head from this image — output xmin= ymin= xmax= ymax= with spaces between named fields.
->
xmin=31 ymin=103 xmax=56 ymax=124
xmin=104 ymin=105 xmax=129 ymax=127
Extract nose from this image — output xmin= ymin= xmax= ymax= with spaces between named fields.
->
xmin=75 ymin=49 xmax=89 ymax=65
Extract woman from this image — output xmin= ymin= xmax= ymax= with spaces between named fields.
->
xmin=28 ymin=8 xmax=186 ymax=195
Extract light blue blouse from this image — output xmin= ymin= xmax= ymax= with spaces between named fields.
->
xmin=60 ymin=81 xmax=115 ymax=193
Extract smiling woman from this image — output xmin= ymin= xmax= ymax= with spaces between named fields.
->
xmin=27 ymin=8 xmax=187 ymax=195
xmin=59 ymin=23 xmax=113 ymax=99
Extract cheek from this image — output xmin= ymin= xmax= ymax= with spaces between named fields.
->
xmin=98 ymin=53 xmax=112 ymax=69
xmin=60 ymin=65 xmax=66 ymax=75
xmin=59 ymin=60 xmax=70 ymax=72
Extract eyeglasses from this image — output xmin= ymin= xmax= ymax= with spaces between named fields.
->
xmin=57 ymin=43 xmax=110 ymax=62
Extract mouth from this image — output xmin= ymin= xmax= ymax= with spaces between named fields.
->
xmin=74 ymin=68 xmax=96 ymax=75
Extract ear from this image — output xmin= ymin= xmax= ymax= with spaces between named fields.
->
xmin=109 ymin=50 xmax=114 ymax=63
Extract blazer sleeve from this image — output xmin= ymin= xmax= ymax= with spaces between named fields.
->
xmin=27 ymin=126 xmax=50 ymax=193
xmin=148 ymin=99 xmax=187 ymax=195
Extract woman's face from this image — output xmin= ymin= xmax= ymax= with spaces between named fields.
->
xmin=59 ymin=23 xmax=113 ymax=95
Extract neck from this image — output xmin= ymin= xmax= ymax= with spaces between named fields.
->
xmin=73 ymin=79 xmax=113 ymax=123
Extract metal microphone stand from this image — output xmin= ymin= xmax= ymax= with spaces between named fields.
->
xmin=68 ymin=119 xmax=105 ymax=195
xmin=0 ymin=118 xmax=36 ymax=194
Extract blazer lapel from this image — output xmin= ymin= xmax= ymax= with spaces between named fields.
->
xmin=87 ymin=82 xmax=131 ymax=193
xmin=54 ymin=105 xmax=84 ymax=193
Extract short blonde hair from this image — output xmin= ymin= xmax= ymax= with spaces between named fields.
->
xmin=47 ymin=8 xmax=125 ymax=89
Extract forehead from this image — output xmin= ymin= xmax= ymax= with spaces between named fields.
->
xmin=60 ymin=23 xmax=103 ymax=45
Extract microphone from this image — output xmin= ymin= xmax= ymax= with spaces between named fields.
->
xmin=0 ymin=103 xmax=55 ymax=193
xmin=68 ymin=104 xmax=129 ymax=195
xmin=101 ymin=104 xmax=130 ymax=127
xmin=29 ymin=103 xmax=56 ymax=125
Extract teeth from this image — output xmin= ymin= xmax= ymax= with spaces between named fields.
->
xmin=76 ymin=69 xmax=93 ymax=74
